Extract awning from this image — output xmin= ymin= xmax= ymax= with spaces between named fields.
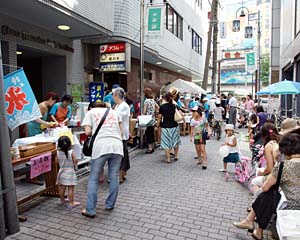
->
xmin=0 ymin=0 xmax=112 ymax=39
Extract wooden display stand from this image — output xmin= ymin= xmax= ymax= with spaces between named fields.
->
xmin=12 ymin=149 xmax=59 ymax=206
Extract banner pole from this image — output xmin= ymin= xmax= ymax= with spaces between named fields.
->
xmin=0 ymin=42 xmax=20 ymax=237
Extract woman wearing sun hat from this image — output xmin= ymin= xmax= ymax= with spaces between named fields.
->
xmin=279 ymin=118 xmax=300 ymax=135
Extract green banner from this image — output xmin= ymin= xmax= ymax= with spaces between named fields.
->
xmin=148 ymin=8 xmax=162 ymax=31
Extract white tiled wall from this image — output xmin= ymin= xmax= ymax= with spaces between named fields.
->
xmin=52 ymin=0 xmax=114 ymax=32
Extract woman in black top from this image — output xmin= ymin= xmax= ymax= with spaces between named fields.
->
xmin=156 ymin=92 xmax=181 ymax=163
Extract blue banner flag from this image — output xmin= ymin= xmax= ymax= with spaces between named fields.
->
xmin=4 ymin=69 xmax=41 ymax=130
xmin=89 ymin=82 xmax=105 ymax=102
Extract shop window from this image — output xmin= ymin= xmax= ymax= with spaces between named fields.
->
xmin=144 ymin=72 xmax=152 ymax=81
xmin=195 ymin=0 xmax=202 ymax=9
xmin=192 ymin=29 xmax=202 ymax=55
xmin=166 ymin=4 xmax=183 ymax=40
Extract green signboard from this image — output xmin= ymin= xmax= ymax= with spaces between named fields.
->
xmin=148 ymin=8 xmax=162 ymax=31
xmin=245 ymin=52 xmax=256 ymax=73
xmin=246 ymin=52 xmax=255 ymax=66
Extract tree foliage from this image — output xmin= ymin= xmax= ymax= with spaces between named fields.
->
xmin=260 ymin=54 xmax=270 ymax=87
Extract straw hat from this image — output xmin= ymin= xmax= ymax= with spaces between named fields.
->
xmin=279 ymin=118 xmax=300 ymax=135
xmin=169 ymin=87 xmax=179 ymax=97
xmin=225 ymin=124 xmax=234 ymax=131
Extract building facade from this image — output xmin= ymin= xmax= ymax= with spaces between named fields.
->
xmin=83 ymin=0 xmax=208 ymax=99
xmin=275 ymin=0 xmax=300 ymax=114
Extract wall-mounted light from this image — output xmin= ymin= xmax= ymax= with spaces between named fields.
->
xmin=156 ymin=62 xmax=162 ymax=65
xmin=16 ymin=51 xmax=23 ymax=55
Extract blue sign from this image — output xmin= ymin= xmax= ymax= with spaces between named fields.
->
xmin=89 ymin=82 xmax=105 ymax=102
xmin=100 ymin=62 xmax=126 ymax=72
xmin=4 ymin=69 xmax=41 ymax=130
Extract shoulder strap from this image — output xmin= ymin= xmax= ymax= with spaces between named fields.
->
xmin=275 ymin=161 xmax=284 ymax=191
xmin=92 ymin=107 xmax=110 ymax=138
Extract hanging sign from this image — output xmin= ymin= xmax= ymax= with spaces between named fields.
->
xmin=4 ymin=69 xmax=41 ymax=130
xmin=30 ymin=152 xmax=52 ymax=179
xmin=232 ymin=20 xmax=240 ymax=32
xmin=219 ymin=22 xmax=226 ymax=39
xmin=89 ymin=82 xmax=105 ymax=102
xmin=100 ymin=43 xmax=125 ymax=54
xmin=146 ymin=7 xmax=164 ymax=40
xmin=245 ymin=26 xmax=253 ymax=38
xmin=245 ymin=52 xmax=257 ymax=73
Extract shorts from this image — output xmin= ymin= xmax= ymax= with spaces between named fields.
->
xmin=194 ymin=138 xmax=206 ymax=145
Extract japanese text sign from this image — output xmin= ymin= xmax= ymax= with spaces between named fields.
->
xmin=30 ymin=152 xmax=52 ymax=179
xmin=4 ymin=69 xmax=41 ymax=130
xmin=89 ymin=82 xmax=105 ymax=102
xmin=245 ymin=52 xmax=256 ymax=73
xmin=146 ymin=7 xmax=164 ymax=40
xmin=100 ymin=43 xmax=125 ymax=54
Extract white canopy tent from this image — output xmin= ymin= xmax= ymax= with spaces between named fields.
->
xmin=163 ymin=79 xmax=206 ymax=95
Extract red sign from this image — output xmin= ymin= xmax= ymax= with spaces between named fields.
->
xmin=100 ymin=43 xmax=126 ymax=54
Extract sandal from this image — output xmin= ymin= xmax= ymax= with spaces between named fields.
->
xmin=164 ymin=160 xmax=171 ymax=163
xmin=252 ymin=229 xmax=263 ymax=240
xmin=67 ymin=202 xmax=81 ymax=209
xmin=174 ymin=158 xmax=179 ymax=161
xmin=81 ymin=209 xmax=96 ymax=218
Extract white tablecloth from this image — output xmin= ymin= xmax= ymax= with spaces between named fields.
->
xmin=13 ymin=127 xmax=82 ymax=159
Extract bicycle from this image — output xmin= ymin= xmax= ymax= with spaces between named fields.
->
xmin=232 ymin=144 xmax=266 ymax=193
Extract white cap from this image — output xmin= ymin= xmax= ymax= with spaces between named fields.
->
xmin=203 ymin=97 xmax=208 ymax=101
xmin=212 ymin=94 xmax=217 ymax=99
xmin=216 ymin=100 xmax=221 ymax=105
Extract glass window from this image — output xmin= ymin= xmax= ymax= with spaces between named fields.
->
xmin=178 ymin=16 xmax=183 ymax=40
xmin=192 ymin=30 xmax=202 ymax=55
xmin=167 ymin=5 xmax=174 ymax=33
xmin=174 ymin=12 xmax=178 ymax=37
xmin=165 ymin=4 xmax=183 ymax=40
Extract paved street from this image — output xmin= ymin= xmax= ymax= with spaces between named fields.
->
xmin=8 ymin=130 xmax=272 ymax=240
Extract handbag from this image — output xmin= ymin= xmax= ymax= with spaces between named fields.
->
xmin=82 ymin=108 xmax=110 ymax=157
xmin=137 ymin=115 xmax=155 ymax=127
xmin=252 ymin=161 xmax=284 ymax=229
xmin=174 ymin=105 xmax=183 ymax=122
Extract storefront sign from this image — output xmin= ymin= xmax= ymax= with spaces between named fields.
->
xmin=146 ymin=7 xmax=164 ymax=40
xmin=1 ymin=25 xmax=74 ymax=52
xmin=4 ymin=69 xmax=42 ymax=130
xmin=30 ymin=152 xmax=52 ymax=179
xmin=100 ymin=52 xmax=126 ymax=63
xmin=99 ymin=42 xmax=130 ymax=72
xmin=89 ymin=82 xmax=105 ymax=102
xmin=100 ymin=62 xmax=126 ymax=72
xmin=100 ymin=43 xmax=125 ymax=54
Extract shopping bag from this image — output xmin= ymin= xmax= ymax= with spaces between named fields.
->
xmin=137 ymin=115 xmax=154 ymax=127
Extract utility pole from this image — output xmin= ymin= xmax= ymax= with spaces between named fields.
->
xmin=257 ymin=10 xmax=261 ymax=92
xmin=202 ymin=0 xmax=218 ymax=92
xmin=0 ymin=42 xmax=20 ymax=239
xmin=211 ymin=0 xmax=218 ymax=94
xmin=140 ymin=0 xmax=145 ymax=113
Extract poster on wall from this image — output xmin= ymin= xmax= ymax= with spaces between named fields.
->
xmin=4 ymin=69 xmax=41 ymax=130
xmin=89 ymin=82 xmax=105 ymax=102
xmin=70 ymin=83 xmax=83 ymax=102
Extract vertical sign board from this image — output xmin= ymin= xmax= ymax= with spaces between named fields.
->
xmin=89 ymin=82 xmax=105 ymax=102
xmin=219 ymin=22 xmax=226 ymax=39
xmin=100 ymin=42 xmax=131 ymax=72
xmin=146 ymin=7 xmax=164 ymax=40
xmin=245 ymin=52 xmax=256 ymax=73
xmin=4 ymin=69 xmax=41 ymax=130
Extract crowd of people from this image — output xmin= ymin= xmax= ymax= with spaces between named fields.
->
xmin=34 ymin=85 xmax=299 ymax=237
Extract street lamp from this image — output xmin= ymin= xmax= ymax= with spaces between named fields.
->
xmin=234 ymin=4 xmax=262 ymax=94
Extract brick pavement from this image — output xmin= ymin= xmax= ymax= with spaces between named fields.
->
xmin=8 ymin=129 xmax=273 ymax=240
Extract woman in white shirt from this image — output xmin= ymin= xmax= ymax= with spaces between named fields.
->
xmin=113 ymin=88 xmax=131 ymax=183
xmin=81 ymin=103 xmax=123 ymax=218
